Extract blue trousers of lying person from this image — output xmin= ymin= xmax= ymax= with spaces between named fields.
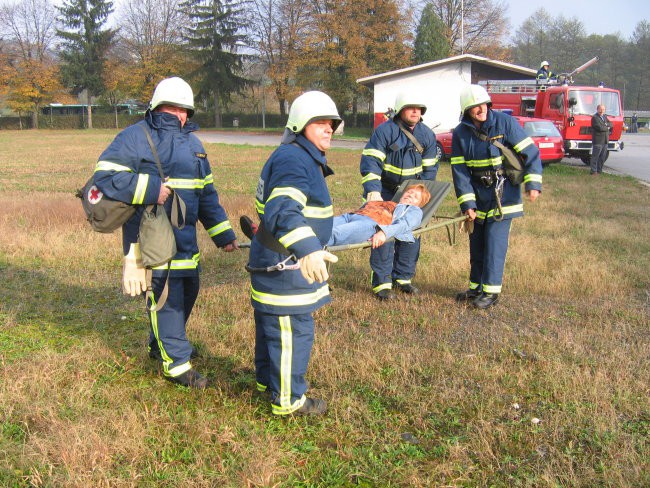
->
xmin=326 ymin=203 xmax=423 ymax=247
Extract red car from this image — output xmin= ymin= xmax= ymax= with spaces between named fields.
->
xmin=434 ymin=129 xmax=453 ymax=161
xmin=514 ymin=116 xmax=564 ymax=165
xmin=434 ymin=117 xmax=564 ymax=166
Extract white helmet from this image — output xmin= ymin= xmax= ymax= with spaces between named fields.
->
xmin=460 ymin=84 xmax=492 ymax=115
xmin=394 ymin=92 xmax=427 ymax=116
xmin=150 ymin=77 xmax=195 ymax=117
xmin=540 ymin=60 xmax=550 ymax=68
xmin=286 ymin=91 xmax=342 ymax=133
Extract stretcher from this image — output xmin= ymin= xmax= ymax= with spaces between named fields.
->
xmin=326 ymin=179 xmax=467 ymax=252
xmin=240 ymin=179 xmax=468 ymax=255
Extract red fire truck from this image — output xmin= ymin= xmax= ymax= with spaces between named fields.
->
xmin=479 ymin=58 xmax=625 ymax=165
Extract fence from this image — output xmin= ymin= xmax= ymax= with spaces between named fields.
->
xmin=0 ymin=111 xmax=374 ymax=130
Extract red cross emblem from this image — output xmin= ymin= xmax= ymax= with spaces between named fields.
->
xmin=88 ymin=185 xmax=103 ymax=204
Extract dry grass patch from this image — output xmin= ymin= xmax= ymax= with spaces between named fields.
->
xmin=0 ymin=130 xmax=649 ymax=486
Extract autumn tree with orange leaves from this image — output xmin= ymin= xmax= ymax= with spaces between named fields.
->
xmin=0 ymin=0 xmax=71 ymax=128
xmin=299 ymin=0 xmax=412 ymax=124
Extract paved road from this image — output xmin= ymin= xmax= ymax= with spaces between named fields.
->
xmin=196 ymin=131 xmax=650 ymax=183
xmin=196 ymin=130 xmax=365 ymax=150
xmin=596 ymin=133 xmax=650 ymax=183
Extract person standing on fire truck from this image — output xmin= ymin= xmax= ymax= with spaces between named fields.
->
xmin=451 ymin=85 xmax=542 ymax=309
xmin=536 ymin=61 xmax=555 ymax=82
xmin=359 ymin=93 xmax=439 ymax=300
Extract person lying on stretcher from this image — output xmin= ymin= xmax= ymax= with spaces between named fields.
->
xmin=327 ymin=183 xmax=431 ymax=248
xmin=240 ymin=184 xmax=431 ymax=249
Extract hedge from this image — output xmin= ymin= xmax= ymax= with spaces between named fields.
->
xmin=1 ymin=111 xmax=374 ymax=130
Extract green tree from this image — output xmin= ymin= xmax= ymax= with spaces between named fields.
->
xmin=56 ymin=0 xmax=116 ymax=129
xmin=510 ymin=8 xmax=554 ymax=69
xmin=627 ymin=21 xmax=650 ymax=110
xmin=414 ymin=3 xmax=451 ymax=64
xmin=424 ymin=0 xmax=508 ymax=56
xmin=183 ymin=0 xmax=250 ymax=128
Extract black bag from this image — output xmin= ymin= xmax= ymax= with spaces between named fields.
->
xmin=77 ymin=176 xmax=135 ymax=233
xmin=492 ymin=139 xmax=525 ymax=185
xmin=472 ymin=128 xmax=525 ymax=185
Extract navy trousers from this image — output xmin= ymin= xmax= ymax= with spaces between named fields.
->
xmin=370 ymin=238 xmax=421 ymax=292
xmin=370 ymin=185 xmax=421 ymax=293
xmin=254 ymin=310 xmax=313 ymax=415
xmin=148 ymin=275 xmax=199 ymax=378
xmin=468 ymin=218 xmax=512 ymax=295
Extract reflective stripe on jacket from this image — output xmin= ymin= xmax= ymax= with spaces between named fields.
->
xmin=249 ymin=134 xmax=334 ymax=315
xmin=451 ymin=109 xmax=543 ymax=223
xmin=94 ymin=112 xmax=236 ymax=277
xmin=360 ymin=118 xmax=438 ymax=195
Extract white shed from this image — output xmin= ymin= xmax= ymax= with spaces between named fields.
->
xmin=357 ymin=54 xmax=536 ymax=132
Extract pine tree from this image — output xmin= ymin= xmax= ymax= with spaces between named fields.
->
xmin=182 ymin=0 xmax=249 ymax=128
xmin=56 ymin=0 xmax=116 ymax=129
xmin=414 ymin=3 xmax=451 ymax=64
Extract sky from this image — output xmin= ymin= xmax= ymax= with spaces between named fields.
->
xmin=504 ymin=0 xmax=649 ymax=40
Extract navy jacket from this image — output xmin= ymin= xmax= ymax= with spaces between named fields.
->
xmin=94 ymin=112 xmax=236 ymax=277
xmin=360 ymin=117 xmax=438 ymax=195
xmin=451 ymin=109 xmax=543 ymax=223
xmin=249 ymin=134 xmax=334 ymax=315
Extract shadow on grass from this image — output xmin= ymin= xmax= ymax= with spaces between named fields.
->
xmin=0 ymin=263 xmax=254 ymax=392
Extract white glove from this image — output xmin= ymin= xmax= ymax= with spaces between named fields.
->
xmin=366 ymin=191 xmax=382 ymax=202
xmin=122 ymin=243 xmax=147 ymax=296
xmin=298 ymin=250 xmax=338 ymax=284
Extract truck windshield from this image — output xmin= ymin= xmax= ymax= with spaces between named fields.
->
xmin=569 ymin=90 xmax=621 ymax=116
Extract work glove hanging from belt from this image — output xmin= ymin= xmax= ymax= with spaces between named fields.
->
xmin=298 ymin=250 xmax=338 ymax=284
xmin=122 ymin=243 xmax=147 ymax=296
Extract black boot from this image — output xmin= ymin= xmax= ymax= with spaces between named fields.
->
xmin=165 ymin=368 xmax=209 ymax=389
xmin=294 ymin=397 xmax=327 ymax=415
xmin=393 ymin=281 xmax=420 ymax=294
xmin=375 ymin=289 xmax=396 ymax=301
xmin=473 ymin=293 xmax=499 ymax=309
xmin=240 ymin=215 xmax=258 ymax=239
xmin=456 ymin=288 xmax=481 ymax=302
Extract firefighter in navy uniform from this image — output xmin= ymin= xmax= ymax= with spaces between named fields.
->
xmin=94 ymin=77 xmax=238 ymax=388
xmin=451 ymin=84 xmax=542 ymax=309
xmin=248 ymin=91 xmax=340 ymax=416
xmin=536 ymin=61 xmax=555 ymax=82
xmin=360 ymin=93 xmax=439 ymax=300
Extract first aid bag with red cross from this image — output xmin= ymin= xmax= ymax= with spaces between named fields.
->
xmin=76 ymin=176 xmax=136 ymax=233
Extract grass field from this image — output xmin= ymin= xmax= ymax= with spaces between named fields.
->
xmin=0 ymin=129 xmax=649 ymax=487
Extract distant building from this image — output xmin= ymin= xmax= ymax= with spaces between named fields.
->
xmin=357 ymin=54 xmax=536 ymax=132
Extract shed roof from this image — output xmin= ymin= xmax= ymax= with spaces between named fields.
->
xmin=357 ymin=54 xmax=537 ymax=86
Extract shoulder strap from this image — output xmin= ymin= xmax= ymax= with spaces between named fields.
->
xmin=396 ymin=119 xmax=424 ymax=154
xmin=139 ymin=123 xmax=186 ymax=229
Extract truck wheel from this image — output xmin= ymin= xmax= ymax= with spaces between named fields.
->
xmin=436 ymin=142 xmax=445 ymax=162
xmin=580 ymin=155 xmax=591 ymax=165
